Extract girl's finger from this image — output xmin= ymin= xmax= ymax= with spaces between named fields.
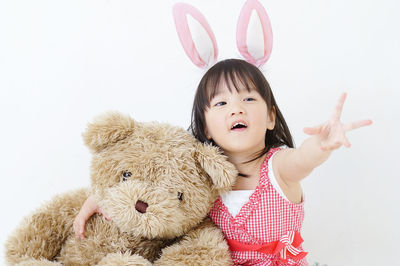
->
xmin=73 ymin=219 xmax=80 ymax=237
xmin=303 ymin=124 xmax=324 ymax=135
xmin=98 ymin=208 xmax=111 ymax=221
xmin=344 ymin=136 xmax=351 ymax=148
xmin=320 ymin=123 xmax=331 ymax=136
xmin=74 ymin=222 xmax=84 ymax=239
xmin=73 ymin=226 xmax=79 ymax=238
xmin=344 ymin=119 xmax=373 ymax=132
xmin=303 ymin=127 xmax=318 ymax=135
xmin=79 ymin=231 xmax=85 ymax=240
xmin=321 ymin=140 xmax=342 ymax=151
xmin=327 ymin=142 xmax=342 ymax=151
xmin=332 ymin=93 xmax=347 ymax=121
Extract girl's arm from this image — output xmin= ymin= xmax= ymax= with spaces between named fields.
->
xmin=73 ymin=195 xmax=111 ymax=239
xmin=274 ymin=93 xmax=372 ymax=184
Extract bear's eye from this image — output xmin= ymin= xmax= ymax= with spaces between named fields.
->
xmin=122 ymin=171 xmax=132 ymax=181
xmin=177 ymin=192 xmax=183 ymax=201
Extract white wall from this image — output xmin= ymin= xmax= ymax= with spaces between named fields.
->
xmin=1 ymin=0 xmax=398 ymax=265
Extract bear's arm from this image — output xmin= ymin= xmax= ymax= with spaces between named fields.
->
xmin=5 ymin=188 xmax=89 ymax=265
xmin=154 ymin=217 xmax=232 ymax=266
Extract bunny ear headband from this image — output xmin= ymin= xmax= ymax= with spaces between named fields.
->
xmin=173 ymin=0 xmax=273 ymax=68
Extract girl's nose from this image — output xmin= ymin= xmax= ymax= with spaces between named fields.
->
xmin=230 ymin=103 xmax=245 ymax=116
xmin=231 ymin=110 xmax=243 ymax=116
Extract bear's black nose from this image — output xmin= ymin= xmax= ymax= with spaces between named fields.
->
xmin=135 ymin=200 xmax=148 ymax=213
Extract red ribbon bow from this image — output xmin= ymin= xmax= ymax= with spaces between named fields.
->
xmin=274 ymin=231 xmax=307 ymax=262
xmin=227 ymin=231 xmax=308 ymax=263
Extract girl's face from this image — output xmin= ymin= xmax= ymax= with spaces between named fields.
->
xmin=204 ymin=80 xmax=275 ymax=157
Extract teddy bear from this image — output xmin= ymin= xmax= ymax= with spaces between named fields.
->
xmin=5 ymin=112 xmax=238 ymax=266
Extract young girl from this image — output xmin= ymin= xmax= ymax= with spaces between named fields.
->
xmin=74 ymin=59 xmax=371 ymax=265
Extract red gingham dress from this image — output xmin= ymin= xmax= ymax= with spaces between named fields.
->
xmin=209 ymin=147 xmax=308 ymax=265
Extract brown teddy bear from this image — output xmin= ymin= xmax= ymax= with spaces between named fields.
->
xmin=5 ymin=112 xmax=238 ymax=266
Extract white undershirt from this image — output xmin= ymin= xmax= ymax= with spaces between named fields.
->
xmin=221 ymin=152 xmax=289 ymax=217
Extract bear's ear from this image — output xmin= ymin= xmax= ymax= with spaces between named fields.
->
xmin=83 ymin=112 xmax=135 ymax=153
xmin=194 ymin=143 xmax=238 ymax=194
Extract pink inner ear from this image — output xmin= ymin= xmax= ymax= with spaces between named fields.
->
xmin=173 ymin=3 xmax=218 ymax=68
xmin=236 ymin=0 xmax=273 ymax=67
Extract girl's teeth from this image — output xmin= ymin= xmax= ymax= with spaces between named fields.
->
xmin=232 ymin=123 xmax=247 ymax=129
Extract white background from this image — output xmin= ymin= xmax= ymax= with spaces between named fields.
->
xmin=0 ymin=0 xmax=398 ymax=265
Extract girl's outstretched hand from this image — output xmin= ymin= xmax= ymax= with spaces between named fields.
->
xmin=73 ymin=195 xmax=111 ymax=240
xmin=303 ymin=93 xmax=372 ymax=151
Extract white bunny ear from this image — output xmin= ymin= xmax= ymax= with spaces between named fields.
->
xmin=173 ymin=3 xmax=218 ymax=68
xmin=236 ymin=0 xmax=273 ymax=67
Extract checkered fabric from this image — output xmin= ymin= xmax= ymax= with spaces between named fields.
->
xmin=209 ymin=147 xmax=308 ymax=265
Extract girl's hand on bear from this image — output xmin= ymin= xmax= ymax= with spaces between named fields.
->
xmin=303 ymin=93 xmax=372 ymax=151
xmin=73 ymin=195 xmax=111 ymax=240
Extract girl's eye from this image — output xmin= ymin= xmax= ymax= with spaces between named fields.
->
xmin=214 ymin=101 xmax=226 ymax=107
xmin=244 ymin=97 xmax=255 ymax=102
xmin=122 ymin=171 xmax=132 ymax=181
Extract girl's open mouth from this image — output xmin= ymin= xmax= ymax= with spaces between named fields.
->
xmin=231 ymin=122 xmax=248 ymax=131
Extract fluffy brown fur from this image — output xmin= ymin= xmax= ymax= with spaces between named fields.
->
xmin=5 ymin=112 xmax=238 ymax=266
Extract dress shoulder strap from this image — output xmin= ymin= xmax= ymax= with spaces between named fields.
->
xmin=259 ymin=146 xmax=283 ymax=187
